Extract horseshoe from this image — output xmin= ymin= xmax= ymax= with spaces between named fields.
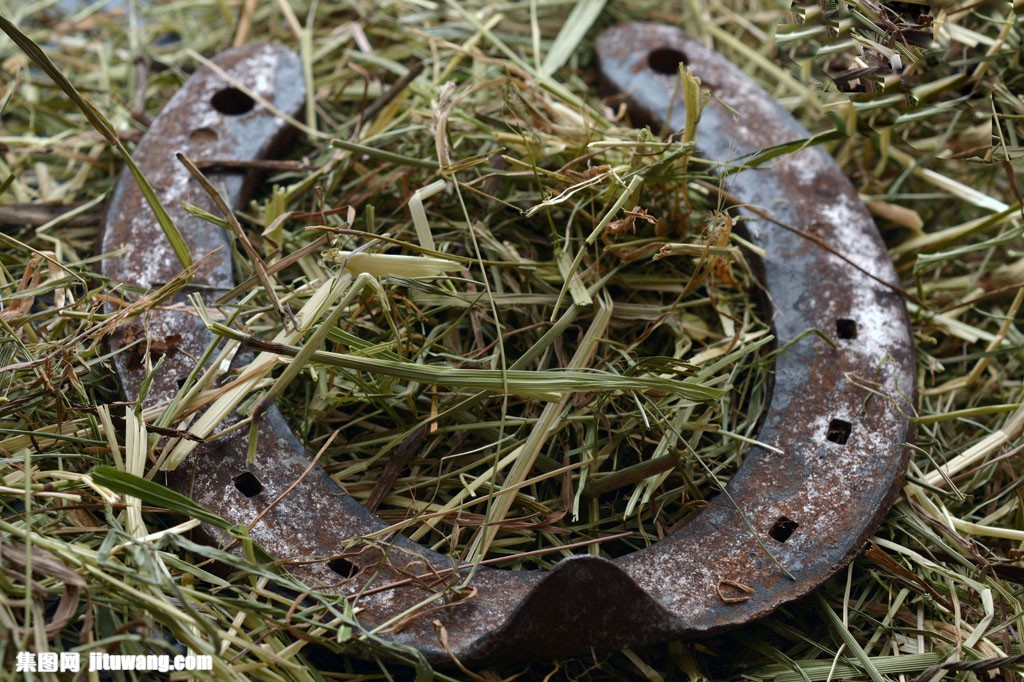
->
xmin=101 ymin=23 xmax=914 ymax=665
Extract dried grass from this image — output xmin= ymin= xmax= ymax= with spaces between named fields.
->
xmin=1 ymin=0 xmax=1022 ymax=679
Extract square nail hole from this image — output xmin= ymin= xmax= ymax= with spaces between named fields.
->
xmin=769 ymin=515 xmax=799 ymax=542
xmin=232 ymin=472 xmax=264 ymax=497
xmin=826 ymin=418 xmax=852 ymax=445
xmin=836 ymin=318 xmax=858 ymax=340
xmin=327 ymin=557 xmax=358 ymax=578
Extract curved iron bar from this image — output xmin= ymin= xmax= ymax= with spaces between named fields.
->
xmin=102 ymin=25 xmax=914 ymax=664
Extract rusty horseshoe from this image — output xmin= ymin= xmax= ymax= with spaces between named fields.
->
xmin=101 ymin=23 xmax=915 ymax=664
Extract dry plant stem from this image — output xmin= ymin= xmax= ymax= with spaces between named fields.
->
xmin=177 ymin=152 xmax=291 ymax=327
xmin=922 ymin=286 xmax=1024 ymax=396
xmin=920 ymin=401 xmax=1024 ymax=489
xmin=890 ymin=203 xmax=1023 ymax=262
xmin=249 ymin=273 xmax=380 ymax=421
xmin=465 ymin=297 xmax=613 ymax=565
xmin=161 ymin=273 xmax=354 ymax=469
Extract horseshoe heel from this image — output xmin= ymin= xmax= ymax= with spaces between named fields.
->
xmin=102 ymin=26 xmax=914 ymax=665
xmin=592 ymin=21 xmax=915 ymax=639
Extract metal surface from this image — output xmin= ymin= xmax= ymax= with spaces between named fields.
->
xmin=102 ymin=25 xmax=915 ymax=665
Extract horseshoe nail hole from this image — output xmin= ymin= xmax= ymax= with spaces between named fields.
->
xmin=326 ymin=557 xmax=358 ymax=578
xmin=769 ymin=515 xmax=799 ymax=543
xmin=826 ymin=418 xmax=852 ymax=445
xmin=211 ymin=87 xmax=255 ymax=116
xmin=836 ymin=318 xmax=858 ymax=340
xmin=189 ymin=127 xmax=218 ymax=144
xmin=232 ymin=472 xmax=264 ymax=497
xmin=648 ymin=47 xmax=688 ymax=75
